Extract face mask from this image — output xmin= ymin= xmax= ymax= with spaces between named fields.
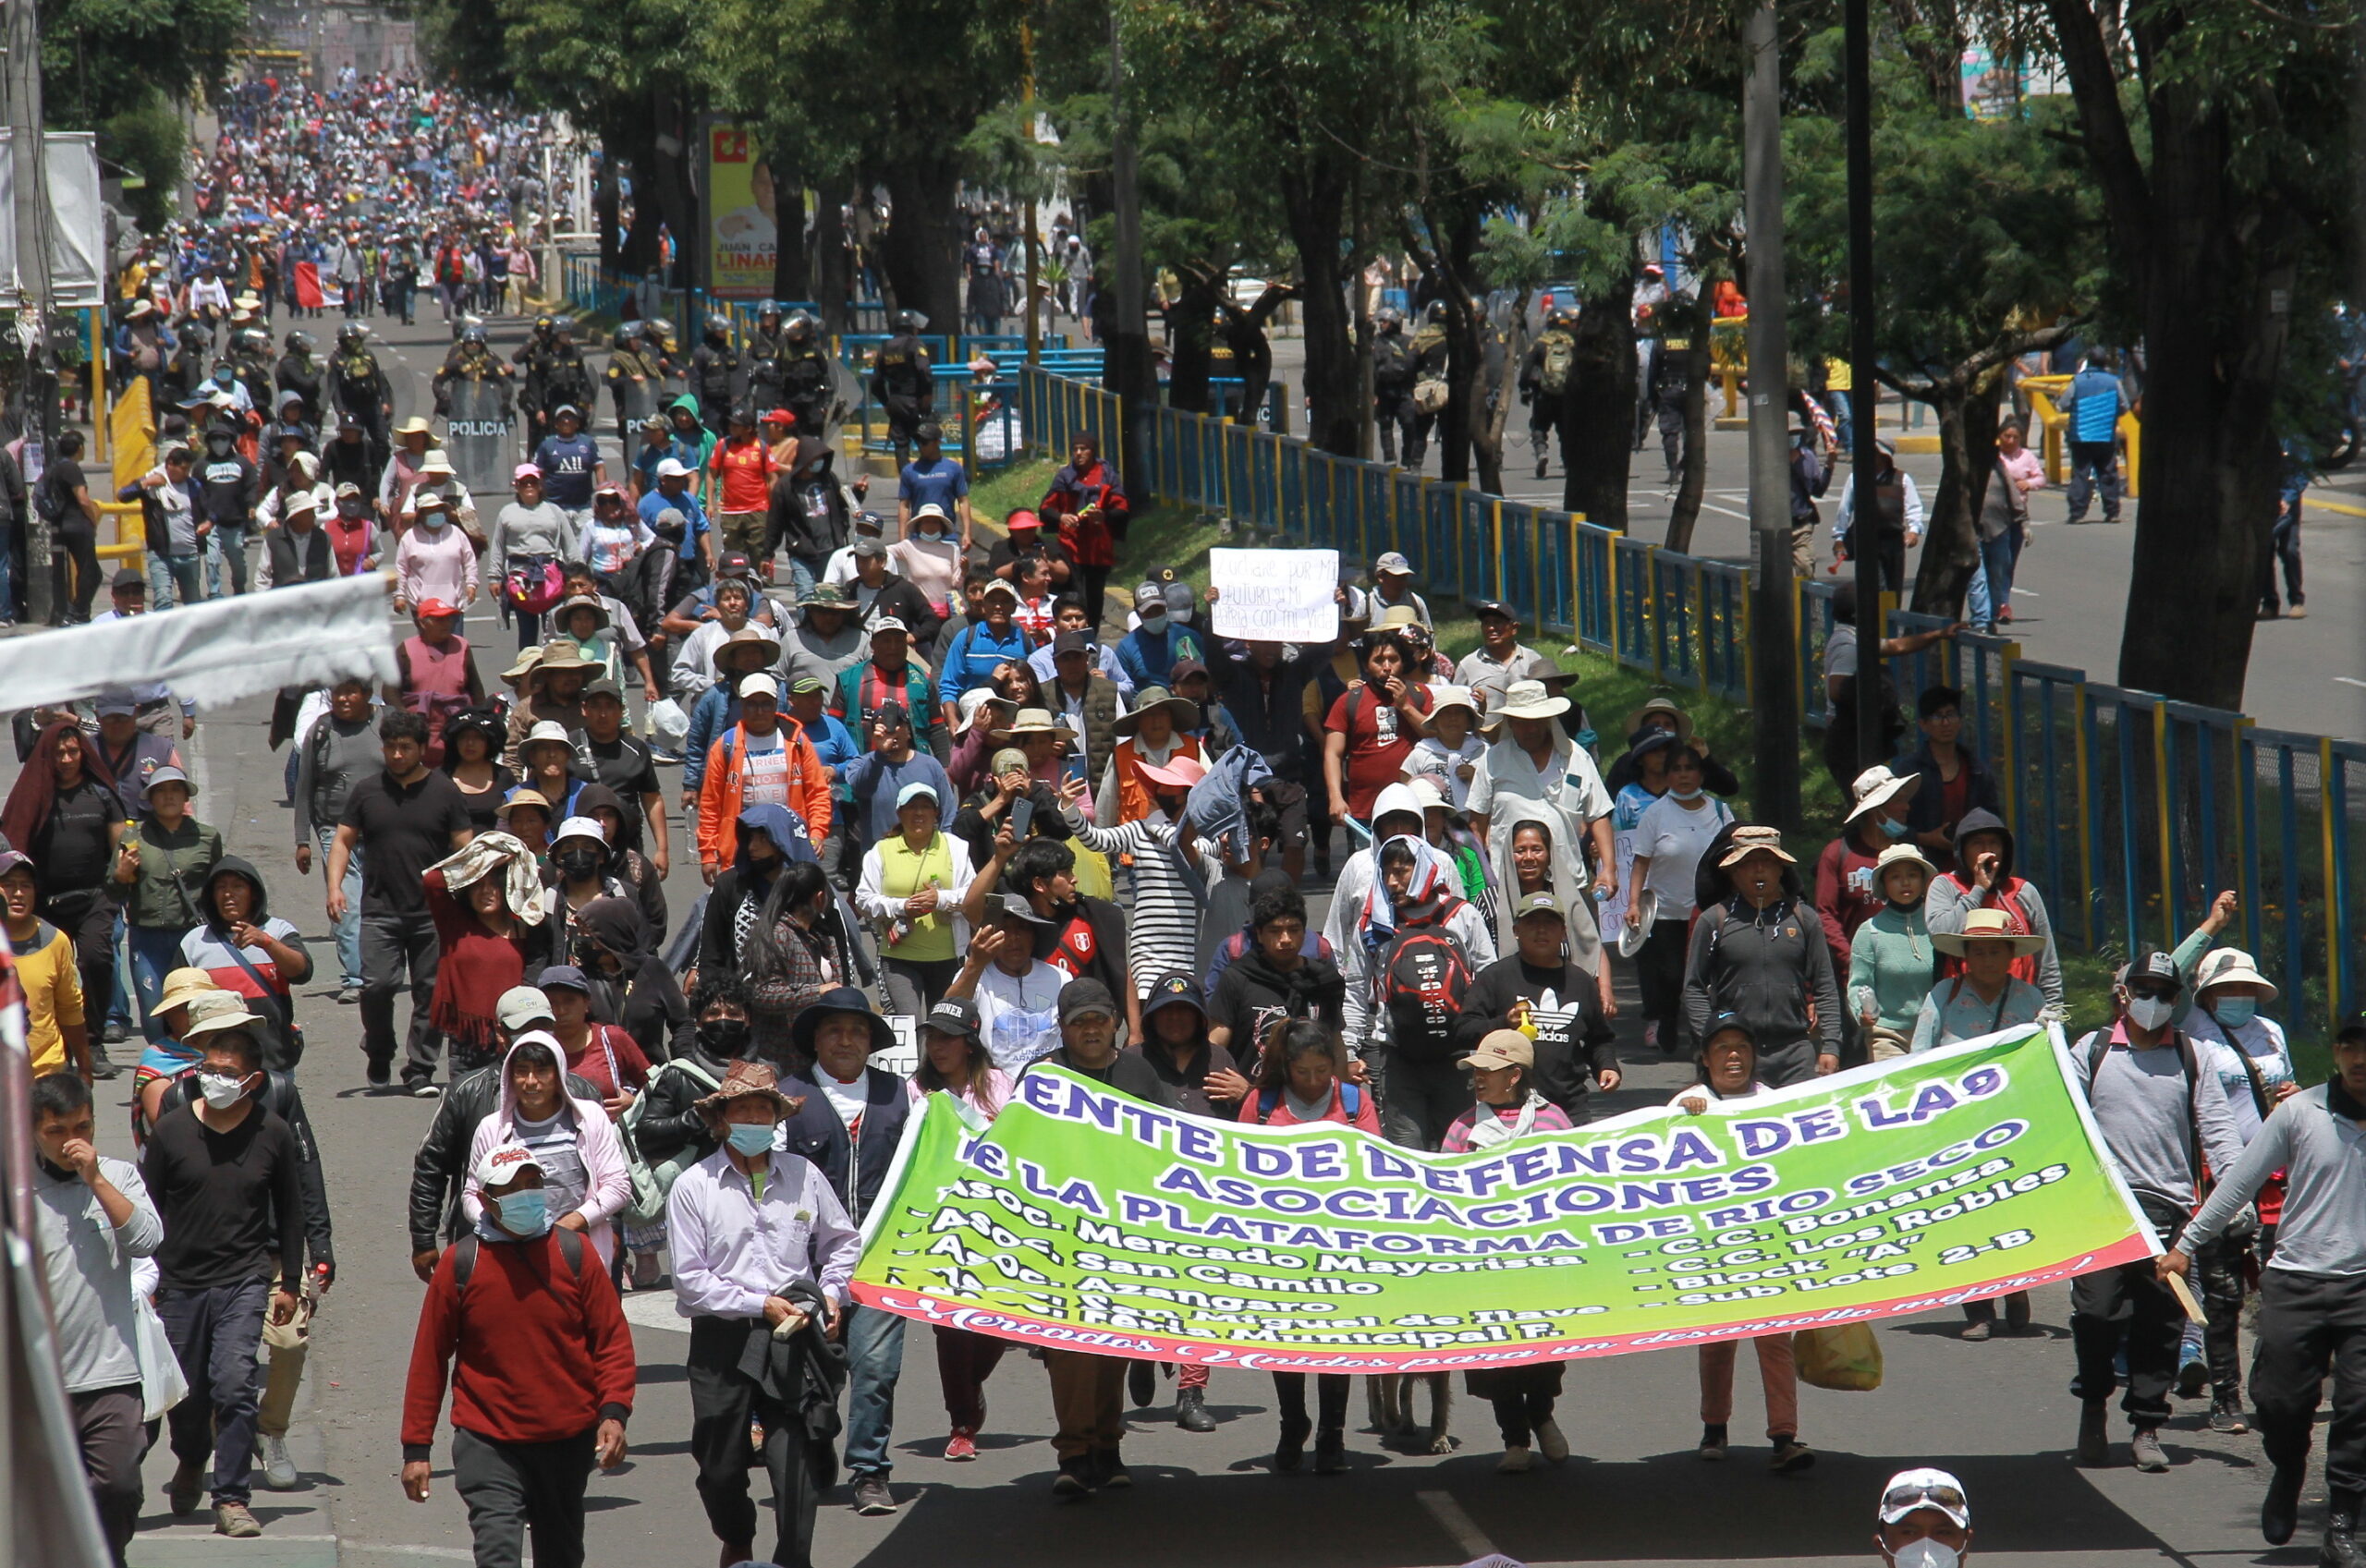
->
xmin=494 ymin=1190 xmax=550 ymax=1236
xmin=2126 ymin=995 xmax=2176 ymax=1032
xmin=1880 ymin=817 xmax=1912 ymax=840
xmin=1140 ymin=608 xmax=1166 ymax=629
xmin=2211 ymin=998 xmax=2258 ymax=1029
xmin=198 ymin=1072 xmax=250 ymax=1110
xmin=1889 ymin=1541 xmax=1960 ymax=1568
xmin=726 ymin=1121 xmax=776 ymax=1156
xmin=1575 ymin=727 xmax=1598 ymax=751
xmin=1669 ymin=786 xmax=1704 ymax=802
xmin=699 ymin=1017 xmax=751 ymax=1056
xmin=555 ymin=849 xmax=602 ymax=880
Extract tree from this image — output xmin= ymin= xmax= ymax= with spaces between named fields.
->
xmin=2040 ymin=0 xmax=2353 ymax=708
xmin=40 ymin=0 xmax=243 ymax=231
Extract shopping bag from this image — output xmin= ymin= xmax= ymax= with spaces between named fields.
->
xmin=1793 ymin=1322 xmax=1884 ymax=1392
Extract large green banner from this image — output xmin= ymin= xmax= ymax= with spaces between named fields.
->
xmin=852 ymin=1025 xmax=2158 ymax=1370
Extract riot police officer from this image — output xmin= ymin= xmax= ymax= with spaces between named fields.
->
xmin=433 ymin=322 xmax=512 ymax=417
xmin=1646 ymin=319 xmax=1696 ymax=493
xmin=274 ymin=329 xmax=323 ymax=427
xmin=1372 ymin=306 xmax=1417 ymax=466
xmin=329 ymin=322 xmax=392 ymax=458
xmin=689 ymin=313 xmax=738 ymax=438
xmin=739 ymin=299 xmax=789 ymax=413
xmin=870 ymin=309 xmax=933 ymax=467
xmin=230 ymin=327 xmax=275 ymax=419
xmin=541 ymin=320 xmax=597 ymax=438
xmin=777 ymin=309 xmax=834 ymax=443
xmin=605 ymin=321 xmax=670 ymax=444
xmin=513 ymin=313 xmax=560 ymax=451
xmin=1518 ymin=306 xmax=1579 ymax=481
xmin=1404 ymin=299 xmax=1449 ymax=470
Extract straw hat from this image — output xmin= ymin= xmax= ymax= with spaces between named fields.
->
xmin=1625 ymin=696 xmax=1694 ymax=743
xmin=2195 ymin=948 xmax=2276 ymax=999
xmin=496 ymin=788 xmax=554 ymax=823
xmin=154 ymin=968 xmax=226 ymax=1016
xmin=994 ymin=708 xmax=1072 ymax=748
xmin=692 ymin=1058 xmax=805 ymax=1123
xmin=1846 ymin=764 xmax=1922 ymax=826
xmin=500 ymin=646 xmax=544 ymax=687
xmin=554 ymin=594 xmax=610 ymax=632
xmin=715 ymin=624 xmax=781 ymax=670
xmin=1717 ymin=824 xmax=1795 ymax=868
xmin=394 ymin=415 xmax=433 ymax=437
xmin=1932 ymin=907 xmax=2050 ymax=956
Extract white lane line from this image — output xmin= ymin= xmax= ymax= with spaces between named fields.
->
xmin=2335 ymin=676 xmax=2366 ymax=690
xmin=1417 ymin=1490 xmax=1499 ymax=1561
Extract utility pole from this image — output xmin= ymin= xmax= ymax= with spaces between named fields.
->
xmin=1105 ymin=4 xmax=1154 ymax=512
xmin=7 ymin=0 xmax=56 ymax=625
xmin=1743 ymin=0 xmax=1799 ymax=828
xmin=1022 ymin=10 xmax=1040 ymax=369
xmin=1845 ymin=0 xmax=1884 ymax=775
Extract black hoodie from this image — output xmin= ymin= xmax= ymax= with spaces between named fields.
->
xmin=189 ymin=855 xmax=313 ymax=1070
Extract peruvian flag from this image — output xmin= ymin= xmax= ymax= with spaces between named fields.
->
xmin=293 ymin=261 xmax=324 ymax=310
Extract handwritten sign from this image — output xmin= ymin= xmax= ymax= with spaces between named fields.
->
xmin=1209 ymin=548 xmax=1339 ymax=644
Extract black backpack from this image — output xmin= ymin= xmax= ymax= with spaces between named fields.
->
xmin=451 ymin=1224 xmax=585 ymax=1291
xmin=1378 ymin=921 xmax=1475 ymax=1062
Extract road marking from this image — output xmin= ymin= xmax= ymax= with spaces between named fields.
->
xmin=1417 ymin=1490 xmax=1499 ymax=1560
xmin=2334 ymin=676 xmax=2366 ymax=689
xmin=2312 ymin=497 xmax=2366 ymax=519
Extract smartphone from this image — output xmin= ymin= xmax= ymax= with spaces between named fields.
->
xmin=1009 ymin=796 xmax=1035 ymax=839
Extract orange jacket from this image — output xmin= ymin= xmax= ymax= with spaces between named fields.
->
xmin=1113 ymin=734 xmax=1208 ymax=826
xmin=695 ymin=719 xmax=833 ymax=868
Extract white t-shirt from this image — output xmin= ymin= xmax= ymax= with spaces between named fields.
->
xmin=1633 ymin=792 xmax=1735 ymax=919
xmin=973 ymin=959 xmax=1067 ymax=1075
xmin=813 ymin=1062 xmax=869 ymax=1131
xmin=1406 ymin=735 xmax=1485 ymax=808
xmin=2187 ymin=1010 xmax=2295 ymax=1146
xmin=738 ymin=729 xmax=790 ymax=809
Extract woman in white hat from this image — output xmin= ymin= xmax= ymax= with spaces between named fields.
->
xmin=1909 ymin=907 xmax=2047 ymax=1054
xmin=1846 ymin=844 xmax=1939 ymax=1061
xmin=1815 ymin=765 xmax=1922 ymax=985
xmin=1469 ymin=678 xmax=1612 ymax=976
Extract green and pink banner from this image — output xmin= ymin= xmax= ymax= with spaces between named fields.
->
xmin=851 ymin=1025 xmax=2158 ymax=1371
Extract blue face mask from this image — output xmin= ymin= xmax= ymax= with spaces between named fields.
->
xmin=494 ymin=1190 xmax=550 ymax=1236
xmin=2211 ymin=998 xmax=2259 ymax=1029
xmin=1575 ymin=728 xmax=1597 ymax=753
xmin=726 ymin=1121 xmax=776 ymax=1156
xmin=1880 ymin=817 xmax=1912 ymax=840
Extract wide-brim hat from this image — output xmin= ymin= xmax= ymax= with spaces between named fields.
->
xmin=1932 ymin=907 xmax=2050 ymax=956
xmin=1139 ymin=754 xmax=1208 ymax=791
xmin=789 ymin=986 xmax=898 ymax=1059
xmin=2196 ymin=947 xmax=2277 ymax=999
xmin=500 ymin=647 xmax=544 ymax=685
xmin=715 ymin=625 xmax=780 ymax=668
xmin=1491 ymin=679 xmax=1570 ymax=723
xmin=1626 ymin=697 xmax=1694 ymax=743
xmin=994 ymin=707 xmax=1074 ymax=748
xmin=531 ymin=640 xmax=598 ymax=679
xmin=1846 ymin=763 xmax=1922 ymax=826
xmin=1872 ymin=842 xmax=1937 ymax=882
xmin=154 ymin=968 xmax=226 ymax=1015
xmin=1112 ymin=687 xmax=1199 ymax=737
xmin=555 ymin=594 xmax=610 ymax=631
xmin=394 ymin=415 xmax=433 ymax=437
xmin=1717 ymin=824 xmax=1794 ymax=867
xmin=691 ymin=1058 xmax=805 ymax=1122
xmin=496 ymin=788 xmax=553 ymax=822
xmin=184 ymin=1004 xmax=267 ymax=1041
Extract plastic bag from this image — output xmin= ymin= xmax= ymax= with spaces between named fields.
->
xmin=1793 ymin=1323 xmax=1884 ymax=1392
xmin=645 ymin=697 xmax=690 ymax=748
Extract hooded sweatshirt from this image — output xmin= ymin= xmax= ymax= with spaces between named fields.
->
xmin=178 ymin=856 xmax=311 ymax=1065
xmin=462 ymin=1037 xmax=632 ymax=1268
xmin=1922 ymin=808 xmax=2062 ymax=1007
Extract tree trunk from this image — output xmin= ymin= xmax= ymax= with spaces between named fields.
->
xmin=1561 ymin=271 xmax=1637 ymax=530
xmin=1282 ymin=158 xmax=1359 ymax=455
xmin=1906 ymin=380 xmax=1996 ymax=617
xmin=1166 ymin=271 xmax=1222 ymax=414
xmin=1664 ymin=295 xmax=1715 ymax=553
xmin=811 ymin=184 xmax=852 ymax=334
xmin=875 ymin=156 xmax=966 ymax=328
xmin=595 ymin=148 xmax=623 ymax=273
xmin=1473 ymin=299 xmax=1526 ymax=497
xmin=765 ymin=153 xmax=811 ymax=307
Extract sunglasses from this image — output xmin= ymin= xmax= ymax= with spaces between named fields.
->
xmin=1882 ymin=1481 xmax=1967 ymax=1519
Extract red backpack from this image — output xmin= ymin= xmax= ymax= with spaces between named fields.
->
xmin=1378 ymin=922 xmax=1475 ymax=1062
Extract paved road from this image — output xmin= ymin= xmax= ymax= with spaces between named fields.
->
xmin=41 ymin=306 xmax=2328 ymax=1565
xmin=1254 ymin=337 xmax=2366 ymax=741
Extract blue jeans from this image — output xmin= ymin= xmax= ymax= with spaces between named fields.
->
xmin=842 ymin=1303 xmax=907 ymax=1478
xmin=107 ymin=911 xmax=131 ymax=1030
xmin=158 ymin=1277 xmax=270 ymax=1506
xmin=150 ymin=551 xmax=205 ymax=608
xmin=317 ymin=827 xmax=364 ymax=988
xmin=1966 ymin=529 xmax=2021 ymax=626
xmin=1824 ymin=390 xmax=1853 ymax=455
xmin=128 ymin=923 xmax=193 ymax=1041
xmin=782 ymin=554 xmax=821 ymax=603
xmin=205 ymin=522 xmax=250 ymax=597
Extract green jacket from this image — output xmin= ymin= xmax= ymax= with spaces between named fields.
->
xmin=113 ymin=818 xmax=224 ymax=930
xmin=1846 ymin=904 xmax=1937 ymax=1034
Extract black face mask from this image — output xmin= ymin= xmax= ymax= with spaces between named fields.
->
xmin=698 ymin=1017 xmax=750 ymax=1057
xmin=555 ymin=849 xmax=602 ymax=880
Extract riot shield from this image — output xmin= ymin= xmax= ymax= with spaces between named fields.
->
xmin=614 ymin=356 xmax=661 ymax=433
xmin=444 ymin=376 xmax=516 ymax=500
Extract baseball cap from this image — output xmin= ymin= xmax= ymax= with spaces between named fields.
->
xmin=759 ymin=407 xmax=795 ymax=426
xmin=1134 ymin=583 xmax=1165 ymax=610
xmin=895 ymin=780 xmax=941 ymax=809
xmin=852 ymin=537 xmax=889 ymax=559
xmin=414 ymin=597 xmax=458 ymax=619
xmin=870 ymin=615 xmax=909 ymax=637
xmin=1057 ymin=977 xmax=1120 ymax=1024
xmin=495 ymin=985 xmax=556 ymax=1032
xmin=1877 ymin=1468 xmax=1970 ymax=1529
xmin=1375 ymin=551 xmax=1414 ymax=577
xmin=738 ymin=672 xmax=780 ymax=701
xmin=1054 ymin=628 xmax=1092 ymax=657
xmin=538 ymin=963 xmax=592 ymax=993
xmin=94 ymin=696 xmax=138 ymax=718
xmin=551 ymin=817 xmax=606 ymax=848
xmin=145 ymin=766 xmax=193 ymax=794
xmin=111 ymin=568 xmax=146 ymax=591
xmin=512 ymin=462 xmax=543 ymax=481
xmin=1474 ymin=600 xmax=1516 ymax=621
xmin=992 ymin=893 xmax=1053 ymax=928
xmin=1511 ymin=891 xmax=1566 ymax=923
xmin=1459 ymin=1028 xmax=1534 ymax=1071
xmin=2119 ymin=949 xmax=2182 ymax=992
xmin=981 ymin=579 xmax=1020 ymax=604
xmin=788 ymin=675 xmax=825 ymax=695
xmin=923 ymin=997 xmax=982 ymax=1041
xmin=654 ymin=457 xmax=691 ymax=480
xmin=999 ymin=505 xmax=1035 ymax=529
xmin=472 ymin=1140 xmax=543 ymax=1190
xmin=583 ymin=677 xmax=626 ymax=704
xmin=1141 ymin=972 xmax=1206 ymax=1021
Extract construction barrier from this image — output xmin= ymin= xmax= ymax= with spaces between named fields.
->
xmin=1017 ymin=367 xmax=2361 ymax=1040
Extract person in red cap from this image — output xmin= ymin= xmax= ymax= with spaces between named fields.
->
xmin=391 ymin=602 xmax=486 ymax=769
xmin=759 ymin=404 xmax=798 ymax=467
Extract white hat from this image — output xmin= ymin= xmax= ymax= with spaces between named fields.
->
xmin=2196 ymin=947 xmax=2276 ymax=1000
xmin=495 ymin=985 xmax=555 ymax=1032
xmin=738 ymin=672 xmax=780 ymax=701
xmin=895 ymin=780 xmax=942 ymax=809
xmin=522 ymin=720 xmax=572 ymax=749
xmin=654 ymin=457 xmax=691 ymax=480
xmin=1404 ymin=776 xmax=1449 ymax=812
xmin=1846 ymin=763 xmax=1922 ymax=826
xmin=915 ymin=502 xmax=950 ymax=521
xmin=1872 ymin=842 xmax=1937 ymax=881
xmin=1374 ymin=551 xmax=1414 ymax=577
xmin=1877 ymin=1467 xmax=1970 ymax=1530
xmin=870 ymin=615 xmax=909 ymax=636
xmin=472 ymin=1140 xmax=543 ymax=1191
xmin=1491 ymin=679 xmax=1570 ymax=722
xmin=552 ymin=815 xmax=606 ymax=847
xmin=1426 ymin=685 xmax=1479 ymax=721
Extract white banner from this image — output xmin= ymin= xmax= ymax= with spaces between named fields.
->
xmin=1208 ymin=547 xmax=1338 ymax=644
xmin=0 ymin=575 xmax=398 ymax=711
xmin=0 ymin=131 xmax=105 ymax=309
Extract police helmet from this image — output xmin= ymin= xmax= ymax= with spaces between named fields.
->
xmin=336 ymin=322 xmax=365 ymax=345
xmin=784 ymin=310 xmax=816 ymax=344
xmin=1374 ymin=306 xmax=1403 ymax=329
xmin=534 ymin=313 xmax=555 ymax=334
xmin=706 ymin=312 xmax=735 ymax=339
xmin=891 ymin=310 xmax=921 ymax=334
xmin=759 ymin=299 xmax=783 ymax=322
xmin=462 ymin=324 xmax=489 ymax=346
xmin=286 ymin=330 xmax=314 ymax=354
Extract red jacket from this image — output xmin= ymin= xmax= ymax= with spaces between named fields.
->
xmin=401 ymin=1229 xmax=636 ymax=1456
xmin=1811 ymin=830 xmax=1884 ymax=974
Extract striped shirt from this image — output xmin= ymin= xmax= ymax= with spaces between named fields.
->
xmin=1062 ymin=807 xmax=1222 ymax=999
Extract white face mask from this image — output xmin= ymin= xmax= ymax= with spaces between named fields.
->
xmin=2126 ymin=995 xmax=2176 ymax=1032
xmin=197 ymin=1071 xmax=250 ymax=1110
xmin=1890 ymin=1540 xmax=1961 ymax=1568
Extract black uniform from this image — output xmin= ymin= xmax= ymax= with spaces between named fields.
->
xmin=689 ymin=336 xmax=736 ymax=437
xmin=869 ymin=333 xmax=933 ymax=464
xmin=1372 ymin=327 xmax=1418 ymax=466
xmin=330 ymin=344 xmax=392 ymax=454
xmin=1403 ymin=322 xmax=1448 ymax=470
xmin=778 ymin=340 xmax=833 ymax=440
xmin=275 ymin=350 xmax=324 ymax=426
xmin=738 ymin=326 xmax=788 ymax=413
xmin=432 ymin=343 xmax=511 ymax=417
xmin=1519 ymin=326 xmax=1579 ymax=479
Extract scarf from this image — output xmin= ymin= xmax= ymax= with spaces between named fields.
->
xmin=1232 ymin=941 xmax=1346 ymax=1022
xmin=431 ymin=830 xmax=547 ymax=926
xmin=1466 ymin=1091 xmax=1549 ymax=1150
xmin=2 ymin=721 xmax=116 ymax=857
xmin=1356 ymin=833 xmax=1463 ymax=958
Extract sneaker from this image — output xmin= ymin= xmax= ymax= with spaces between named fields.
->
xmin=411 ymin=1081 xmax=442 ymax=1099
xmin=2210 ymin=1398 xmax=2250 ymax=1435
xmin=1534 ymin=458 xmax=1548 ymax=480
xmin=88 ymin=1051 xmax=123 ymax=1080
xmin=1644 ymin=1020 xmax=1660 ymax=1052
xmin=1535 ymin=1417 xmax=1569 ymax=1464
xmin=102 ymin=1020 xmax=128 ymax=1046
xmin=1094 ymin=1447 xmax=1131 ymax=1489
xmin=336 ymin=985 xmax=361 ymax=1004
xmin=1961 ymin=1319 xmax=1992 ymax=1342
xmin=1771 ymin=1437 xmax=1815 ymax=1473
xmin=167 ymin=1458 xmax=206 ymax=1515
xmin=2076 ymin=1401 xmax=2109 ymax=1465
xmin=1698 ymin=1422 xmax=1728 ymax=1461
xmin=1313 ymin=1430 xmax=1347 ymax=1475
xmin=852 ymin=1475 xmax=896 ymax=1515
xmin=259 ymin=1433 xmax=299 ymax=1490
xmin=1052 ymin=1455 xmax=1095 ymax=1499
xmin=2130 ymin=1427 xmax=2169 ymax=1472
xmin=1497 ymin=1445 xmax=1534 ymax=1474
xmin=365 ymin=1059 xmax=392 ymax=1088
xmin=2290 ymin=603 xmax=2308 ymax=619
xmin=2176 ymin=1342 xmax=2210 ymax=1399
xmin=213 ymin=1501 xmax=263 ymax=1538
xmin=945 ymin=1428 xmax=977 ymax=1462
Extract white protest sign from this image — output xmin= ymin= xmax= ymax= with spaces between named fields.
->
xmin=870 ymin=1015 xmax=921 ymax=1077
xmin=1208 ymin=548 xmax=1339 ymax=644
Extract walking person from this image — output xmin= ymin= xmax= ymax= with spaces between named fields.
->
xmin=2061 ymin=351 xmax=2127 ymax=525
xmin=2262 ymin=446 xmax=2308 ymax=618
xmin=2164 ymin=1016 xmax=2366 ymax=1560
xmin=1681 ymin=827 xmax=1842 ymax=1086
xmin=1847 ymin=844 xmax=1940 ymax=1061
xmin=4 ymin=719 xmax=129 ymax=1076
xmin=111 ymin=766 xmax=223 ymax=1043
xmin=669 ymin=1059 xmax=861 ymax=1568
xmin=401 ymin=1141 xmax=635 ymax=1568
xmin=30 ymin=1070 xmax=164 ymax=1566
xmin=143 ymin=1017 xmax=311 ymax=1538
xmin=292 ymin=677 xmax=379 ymax=1002
xmin=1627 ymin=747 xmax=1735 ymax=1053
